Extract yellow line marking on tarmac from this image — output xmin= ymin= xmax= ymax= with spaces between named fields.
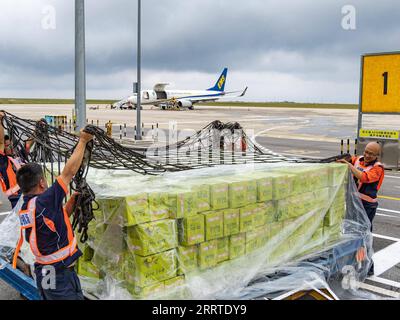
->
xmin=378 ymin=195 xmax=400 ymax=201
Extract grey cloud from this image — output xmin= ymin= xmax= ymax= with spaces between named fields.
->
xmin=0 ymin=0 xmax=399 ymax=102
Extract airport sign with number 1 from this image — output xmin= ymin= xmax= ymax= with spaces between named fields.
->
xmin=361 ymin=53 xmax=400 ymax=113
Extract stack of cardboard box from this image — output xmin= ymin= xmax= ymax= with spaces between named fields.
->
xmin=77 ymin=163 xmax=348 ymax=299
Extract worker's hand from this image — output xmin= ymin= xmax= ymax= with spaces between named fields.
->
xmin=79 ymin=129 xmax=94 ymax=143
xmin=0 ymin=112 xmax=4 ymax=120
xmin=337 ymin=159 xmax=354 ymax=171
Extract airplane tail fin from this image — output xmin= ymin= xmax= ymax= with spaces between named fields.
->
xmin=207 ymin=68 xmax=228 ymax=92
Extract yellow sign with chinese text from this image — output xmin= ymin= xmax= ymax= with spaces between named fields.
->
xmin=359 ymin=129 xmax=399 ymax=140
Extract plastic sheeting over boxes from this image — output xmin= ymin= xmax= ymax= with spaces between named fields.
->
xmin=76 ymin=162 xmax=363 ymax=299
xmin=0 ymin=161 xmax=372 ymax=300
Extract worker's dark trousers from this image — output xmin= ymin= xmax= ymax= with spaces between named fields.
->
xmin=35 ymin=265 xmax=84 ymax=300
xmin=362 ymin=200 xmax=378 ymax=232
xmin=362 ymin=200 xmax=378 ymax=275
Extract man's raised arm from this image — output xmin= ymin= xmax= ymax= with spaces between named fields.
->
xmin=59 ymin=129 xmax=93 ymax=187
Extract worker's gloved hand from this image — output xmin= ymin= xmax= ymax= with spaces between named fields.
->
xmin=80 ymin=128 xmax=94 ymax=143
xmin=336 ymin=159 xmax=349 ymax=164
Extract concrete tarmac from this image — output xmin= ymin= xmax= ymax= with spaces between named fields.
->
xmin=0 ymin=104 xmax=398 ymax=299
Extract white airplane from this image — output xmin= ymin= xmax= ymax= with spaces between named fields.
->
xmin=112 ymin=68 xmax=247 ymax=110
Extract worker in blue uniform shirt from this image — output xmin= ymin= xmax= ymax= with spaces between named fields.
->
xmin=13 ymin=128 xmax=94 ymax=300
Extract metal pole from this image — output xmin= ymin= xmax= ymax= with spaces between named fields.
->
xmin=75 ymin=0 xmax=87 ymax=132
xmin=354 ymin=138 xmax=358 ymax=155
xmin=357 ymin=55 xmax=364 ymax=140
xmin=135 ymin=0 xmax=142 ymax=140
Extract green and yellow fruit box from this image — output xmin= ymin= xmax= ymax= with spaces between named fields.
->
xmin=148 ymin=192 xmax=170 ymax=222
xmin=202 ymin=210 xmax=224 ymax=241
xmin=127 ymin=219 xmax=178 ymax=257
xmin=216 ymin=237 xmax=229 ymax=263
xmin=198 ymin=240 xmax=218 ymax=270
xmin=168 ymin=190 xmax=198 ymax=219
xmin=177 ymin=245 xmax=198 ymax=275
xmin=239 ymin=205 xmax=256 ymax=233
xmin=127 ymin=249 xmax=177 ymax=288
xmin=223 ymin=208 xmax=240 ymax=236
xmin=209 ymin=180 xmax=229 ymax=210
xmin=178 ymin=214 xmax=205 ymax=246
xmin=229 ymin=233 xmax=246 ymax=260
xmin=96 ymin=194 xmax=151 ymax=227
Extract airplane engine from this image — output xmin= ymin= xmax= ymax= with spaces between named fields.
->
xmin=177 ymin=100 xmax=193 ymax=109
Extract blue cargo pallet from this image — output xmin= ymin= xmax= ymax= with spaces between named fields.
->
xmin=0 ymin=237 xmax=364 ymax=300
xmin=0 ymin=257 xmax=41 ymax=300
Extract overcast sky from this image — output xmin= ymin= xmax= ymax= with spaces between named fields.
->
xmin=0 ymin=0 xmax=399 ymax=103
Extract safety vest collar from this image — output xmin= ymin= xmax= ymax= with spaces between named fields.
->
xmin=354 ymin=157 xmax=383 ymax=172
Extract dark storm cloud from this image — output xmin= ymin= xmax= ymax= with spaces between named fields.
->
xmin=0 ymin=0 xmax=399 ymax=101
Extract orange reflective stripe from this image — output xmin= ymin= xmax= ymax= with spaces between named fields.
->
xmin=376 ymin=166 xmax=385 ymax=191
xmin=63 ymin=207 xmax=74 ymax=243
xmin=56 ymin=176 xmax=68 ymax=195
xmin=6 ymin=158 xmax=17 ymax=188
xmin=1 ymin=157 xmax=20 ymax=196
xmin=44 ymin=217 xmax=56 ymax=232
xmin=12 ymin=229 xmax=24 ymax=269
xmin=14 ymin=198 xmax=36 ymax=269
xmin=34 ymin=237 xmax=77 ymax=264
xmin=28 ymin=198 xmax=42 ymax=258
xmin=0 ymin=177 xmax=6 ymax=192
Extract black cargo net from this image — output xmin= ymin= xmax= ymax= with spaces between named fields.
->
xmin=2 ymin=111 xmax=344 ymax=242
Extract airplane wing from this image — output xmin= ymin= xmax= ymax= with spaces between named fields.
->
xmin=165 ymin=87 xmax=248 ymax=105
xmin=223 ymin=86 xmax=248 ymax=98
xmin=189 ymin=87 xmax=248 ymax=104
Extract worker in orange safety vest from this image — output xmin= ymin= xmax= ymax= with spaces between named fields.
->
xmin=13 ymin=128 xmax=94 ymax=300
xmin=0 ymin=112 xmax=36 ymax=208
xmin=337 ymin=141 xmax=384 ymax=275
xmin=0 ymin=112 xmax=24 ymax=208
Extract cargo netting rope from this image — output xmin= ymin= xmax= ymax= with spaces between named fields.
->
xmin=0 ymin=113 xmax=375 ymax=300
xmin=0 ymin=112 xmax=352 ymax=247
xmin=131 ymin=120 xmax=348 ymax=166
xmin=1 ymin=111 xmax=190 ymax=175
xmin=144 ymin=120 xmax=298 ymax=166
xmin=1 ymin=112 xmax=343 ymax=176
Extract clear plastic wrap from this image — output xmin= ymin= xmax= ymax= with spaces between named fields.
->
xmin=0 ymin=162 xmax=374 ymax=300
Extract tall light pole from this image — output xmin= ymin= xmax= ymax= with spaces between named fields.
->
xmin=135 ymin=0 xmax=142 ymax=140
xmin=75 ymin=0 xmax=86 ymax=131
